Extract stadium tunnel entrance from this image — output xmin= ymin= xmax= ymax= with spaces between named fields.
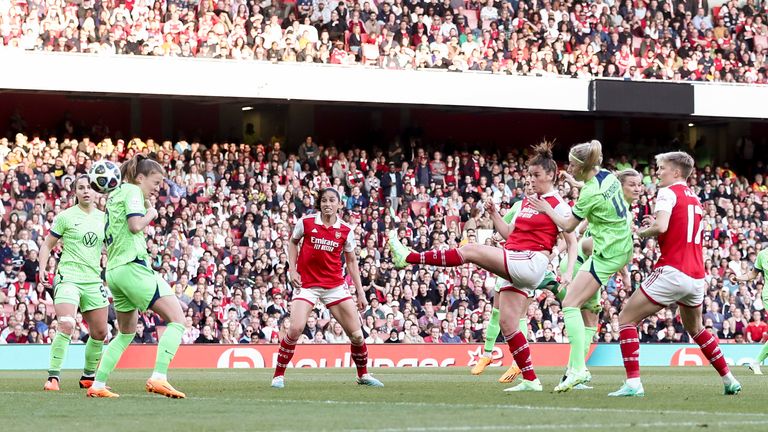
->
xmin=1 ymin=91 xmax=764 ymax=170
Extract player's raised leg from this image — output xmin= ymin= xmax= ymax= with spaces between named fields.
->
xmin=330 ymin=297 xmax=383 ymax=387
xmin=272 ymin=298 xmax=313 ymax=389
xmin=679 ymin=304 xmax=741 ymax=395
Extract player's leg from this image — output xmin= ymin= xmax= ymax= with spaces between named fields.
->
xmin=147 ymin=289 xmax=187 ymax=399
xmin=78 ymin=281 xmax=110 ymax=388
xmin=45 ymin=293 xmax=79 ymax=391
xmin=607 ymin=290 xmax=662 ymax=397
xmin=498 ymin=289 xmax=541 ymax=392
xmin=79 ymin=305 xmax=109 ymax=388
xmin=498 ymin=294 xmax=529 ymax=384
xmin=330 ymin=294 xmax=383 ymax=387
xmin=88 ymin=309 xmax=137 ymax=398
xmin=389 ymin=233 xmax=509 ymax=278
xmin=749 ymin=288 xmax=768 ymax=374
xmin=679 ymin=304 xmax=741 ymax=395
xmin=472 ymin=289 xmax=501 ymax=375
xmin=555 ymin=268 xmax=601 ymax=392
xmin=272 ymin=296 xmax=313 ymax=388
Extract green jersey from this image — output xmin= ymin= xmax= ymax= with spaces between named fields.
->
xmin=755 ymin=250 xmax=768 ymax=275
xmin=572 ymin=169 xmax=632 ymax=259
xmin=50 ymin=205 xmax=105 ymax=284
xmin=105 ymin=183 xmax=149 ymax=270
xmin=504 ymin=201 xmax=523 ymax=224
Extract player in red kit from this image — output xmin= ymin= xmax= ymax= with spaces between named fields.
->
xmin=271 ymin=188 xmax=383 ymax=389
xmin=389 ymin=142 xmax=578 ymax=392
xmin=609 ymin=151 xmax=741 ymax=397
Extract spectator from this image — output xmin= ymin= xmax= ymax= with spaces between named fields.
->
xmin=133 ymin=322 xmax=156 ymax=344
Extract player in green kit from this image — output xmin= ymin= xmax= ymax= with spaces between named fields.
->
xmin=471 ymin=185 xmax=563 ymax=382
xmin=733 ymin=248 xmax=768 ymax=374
xmin=529 ymin=140 xmax=633 ymax=392
xmin=555 ymin=168 xmax=643 ymax=389
xmin=87 ymin=154 xmax=187 ymax=399
xmin=41 ymin=176 xmax=109 ymax=391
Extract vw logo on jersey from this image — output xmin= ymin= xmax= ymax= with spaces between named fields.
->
xmin=83 ymin=232 xmax=99 ymax=248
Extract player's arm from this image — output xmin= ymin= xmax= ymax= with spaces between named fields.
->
xmin=38 ymin=234 xmax=60 ymax=289
xmin=639 ymin=187 xmax=674 ymax=239
xmin=345 ymin=250 xmax=368 ymax=311
xmin=485 ymin=199 xmax=513 ymax=239
xmin=577 ymin=219 xmax=589 ymax=236
xmin=638 ymin=210 xmax=670 ymax=238
xmin=528 ymin=196 xmax=580 ymax=233
xmin=126 ymin=191 xmax=158 ymax=233
xmin=288 ymin=220 xmax=304 ymax=288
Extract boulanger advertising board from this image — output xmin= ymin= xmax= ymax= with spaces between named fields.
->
xmin=0 ymin=343 xmax=759 ymax=370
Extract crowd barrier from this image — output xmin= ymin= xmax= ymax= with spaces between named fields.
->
xmin=0 ymin=343 xmax=761 ymax=370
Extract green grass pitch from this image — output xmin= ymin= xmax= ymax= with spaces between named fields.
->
xmin=0 ymin=367 xmax=765 ymax=431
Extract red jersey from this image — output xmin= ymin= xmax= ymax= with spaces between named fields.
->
xmin=292 ymin=214 xmax=355 ymax=289
xmin=505 ymin=192 xmax=570 ymax=252
xmin=654 ymin=182 xmax=705 ymax=278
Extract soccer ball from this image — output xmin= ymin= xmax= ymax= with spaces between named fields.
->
xmin=88 ymin=160 xmax=122 ymax=193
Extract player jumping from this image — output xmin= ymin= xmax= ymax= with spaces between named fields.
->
xmin=390 ymin=142 xmax=578 ymax=392
xmin=88 ymin=155 xmax=187 ymax=398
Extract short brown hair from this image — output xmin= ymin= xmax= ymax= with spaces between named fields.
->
xmin=655 ymin=151 xmax=695 ymax=179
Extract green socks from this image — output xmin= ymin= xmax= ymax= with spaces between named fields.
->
xmin=48 ymin=332 xmax=71 ymax=377
xmin=83 ymin=337 xmax=104 ymax=376
xmin=154 ymin=322 xmax=184 ymax=376
xmin=95 ymin=332 xmax=135 ymax=383
xmin=584 ymin=326 xmax=597 ymax=359
xmin=484 ymin=308 xmax=501 ymax=353
xmin=563 ymin=307 xmax=586 ymax=371
xmin=758 ymin=341 xmax=768 ymax=364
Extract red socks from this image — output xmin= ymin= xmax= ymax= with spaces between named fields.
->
xmin=350 ymin=342 xmax=369 ymax=377
xmin=619 ymin=325 xmax=641 ymax=379
xmin=274 ymin=335 xmax=297 ymax=378
xmin=505 ymin=330 xmax=536 ymax=381
xmin=693 ymin=329 xmax=730 ymax=377
xmin=406 ymin=249 xmax=465 ymax=267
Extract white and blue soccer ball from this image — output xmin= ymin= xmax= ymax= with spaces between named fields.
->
xmin=88 ymin=160 xmax=122 ymax=193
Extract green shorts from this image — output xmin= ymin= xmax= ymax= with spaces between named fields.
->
xmin=53 ymin=276 xmax=109 ymax=313
xmin=106 ymin=261 xmax=172 ymax=313
xmin=580 ymin=250 xmax=632 ymax=287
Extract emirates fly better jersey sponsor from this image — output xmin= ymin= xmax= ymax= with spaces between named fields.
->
xmin=505 ymin=191 xmax=571 ymax=252
xmin=292 ymin=215 xmax=355 ymax=288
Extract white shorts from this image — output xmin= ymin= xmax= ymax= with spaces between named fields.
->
xmin=499 ymin=250 xmax=548 ymax=297
xmin=292 ymin=284 xmax=353 ymax=308
xmin=640 ymin=266 xmax=705 ymax=307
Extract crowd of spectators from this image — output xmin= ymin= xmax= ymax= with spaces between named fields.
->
xmin=0 ymin=119 xmax=767 ymax=348
xmin=2 ymin=0 xmax=768 ymax=82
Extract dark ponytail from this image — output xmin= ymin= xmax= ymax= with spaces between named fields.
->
xmin=528 ymin=141 xmax=557 ymax=176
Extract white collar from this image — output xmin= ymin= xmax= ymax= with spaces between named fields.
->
xmin=314 ymin=213 xmax=341 ymax=229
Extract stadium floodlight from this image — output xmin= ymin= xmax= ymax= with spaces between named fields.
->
xmin=241 ymin=106 xmax=254 ymax=111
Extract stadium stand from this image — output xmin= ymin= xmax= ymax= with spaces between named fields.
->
xmin=1 ymin=0 xmax=767 ymax=82
xmin=0 ymin=124 xmax=766 ymax=347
